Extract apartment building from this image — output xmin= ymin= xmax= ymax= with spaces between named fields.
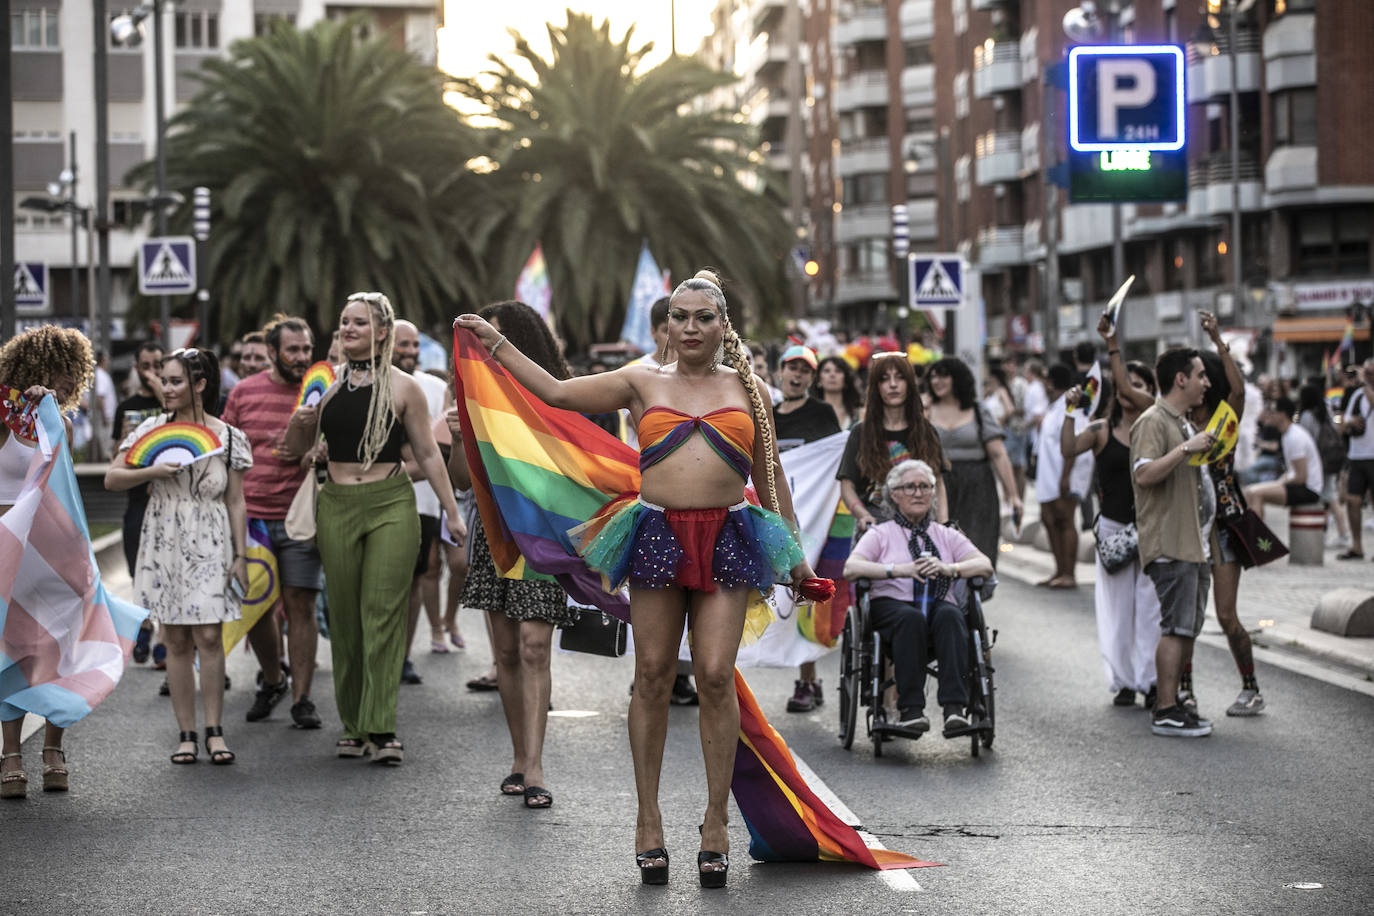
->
xmin=10 ymin=0 xmax=441 ymax=338
xmin=829 ymin=0 xmax=938 ymax=322
xmin=933 ymin=0 xmax=1373 ymax=369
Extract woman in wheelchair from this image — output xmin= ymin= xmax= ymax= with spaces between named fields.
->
xmin=842 ymin=458 xmax=993 ymax=738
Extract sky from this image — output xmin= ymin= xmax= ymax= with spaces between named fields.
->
xmin=439 ymin=0 xmax=717 ymax=79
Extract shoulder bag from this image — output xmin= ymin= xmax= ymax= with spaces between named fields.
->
xmin=558 ymin=608 xmax=627 ymax=657
xmin=1094 ymin=517 xmax=1139 ymax=574
xmin=285 ymin=431 xmax=324 ymax=543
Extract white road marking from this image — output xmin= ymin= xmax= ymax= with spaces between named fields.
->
xmin=791 ymin=753 xmax=923 ymax=892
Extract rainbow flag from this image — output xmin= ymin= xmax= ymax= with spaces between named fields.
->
xmin=1 ymin=395 xmax=148 ymax=726
xmin=221 ymin=519 xmax=281 ymax=653
xmin=515 ymin=242 xmax=553 ymax=323
xmin=801 ymin=500 xmax=855 ymax=648
xmin=452 ymin=328 xmax=933 ymax=870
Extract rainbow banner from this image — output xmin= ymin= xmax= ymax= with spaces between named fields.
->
xmin=515 ymin=242 xmax=553 ymax=323
xmin=1 ymin=395 xmax=148 ymax=726
xmin=124 ymin=422 xmax=223 ymax=468
xmin=803 ymin=500 xmax=855 ymax=648
xmin=452 ymin=329 xmax=931 ymax=870
xmin=221 ymin=519 xmax=281 ymax=653
xmin=296 ymin=362 xmax=335 ymax=409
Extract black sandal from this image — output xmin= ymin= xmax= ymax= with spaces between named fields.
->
xmin=204 ymin=726 xmax=235 ymax=766
xmin=636 ymin=848 xmax=669 ymax=885
xmin=500 ymin=772 xmax=525 ymax=795
xmin=170 ymin=731 xmax=198 ymax=765
xmin=523 ymin=785 xmax=552 ymax=809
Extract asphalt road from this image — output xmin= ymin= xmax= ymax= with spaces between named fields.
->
xmin=2 ymin=578 xmax=1370 ymax=915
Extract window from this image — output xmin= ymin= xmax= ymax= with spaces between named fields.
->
xmin=904 ymin=43 xmax=932 ymax=67
xmin=842 ymin=173 xmax=888 ymax=207
xmin=1272 ymin=89 xmax=1316 ymax=147
xmin=844 ymin=239 xmax=890 ymax=275
xmin=175 ymin=11 xmax=218 ymax=49
xmin=254 ymin=13 xmax=295 ymax=36
xmin=11 ymin=9 xmax=59 ymax=49
xmin=904 ymin=106 xmax=934 ymax=135
xmin=1294 ymin=209 xmax=1372 ymax=277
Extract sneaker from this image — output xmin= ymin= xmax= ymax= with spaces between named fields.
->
xmin=942 ymin=708 xmax=971 ymax=737
xmin=1151 ymin=705 xmax=1212 ymax=737
xmin=670 ymin=674 xmax=699 ymax=706
xmin=132 ymin=623 xmax=152 ymax=664
xmin=810 ymin=679 xmax=825 ymax=708
xmin=1226 ymin=688 xmax=1266 ymax=717
xmin=152 ymin=644 xmax=167 ymax=671
xmin=400 ymin=658 xmax=423 ymax=685
xmin=891 ymin=711 xmax=930 ymax=735
xmin=291 ymin=696 xmax=322 ymax=729
xmin=785 ymin=680 xmax=815 ymax=713
xmin=246 ymin=678 xmax=288 ymax=722
xmin=1112 ymin=688 xmax=1136 ymax=707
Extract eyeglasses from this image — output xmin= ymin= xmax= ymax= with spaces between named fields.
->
xmin=890 ymin=483 xmax=935 ymax=496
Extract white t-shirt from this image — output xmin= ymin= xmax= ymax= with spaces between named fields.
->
xmin=1033 ymin=395 xmax=1093 ymax=503
xmin=1345 ymin=388 xmax=1374 ymax=461
xmin=94 ymin=367 xmax=117 ymax=424
xmin=1281 ymin=422 xmax=1323 ymax=494
xmin=410 ymin=370 xmax=449 ymax=518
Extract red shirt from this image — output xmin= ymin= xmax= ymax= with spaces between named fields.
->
xmin=222 ymin=371 xmax=308 ymax=520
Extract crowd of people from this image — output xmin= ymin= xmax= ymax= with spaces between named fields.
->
xmin=4 ymin=280 xmax=1373 ymax=884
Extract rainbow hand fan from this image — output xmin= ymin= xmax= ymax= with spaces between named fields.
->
xmin=296 ymin=362 xmax=336 ymax=408
xmin=125 ymin=422 xmax=223 ymax=468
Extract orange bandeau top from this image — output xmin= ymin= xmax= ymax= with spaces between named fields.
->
xmin=635 ymin=406 xmax=755 ymax=480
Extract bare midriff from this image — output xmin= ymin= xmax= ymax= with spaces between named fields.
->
xmin=639 ymin=438 xmax=750 ymax=510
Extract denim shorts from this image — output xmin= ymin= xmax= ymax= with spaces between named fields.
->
xmin=1146 ymin=559 xmax=1211 ymax=638
xmin=1004 ymin=430 xmax=1030 ymax=468
xmin=259 ymin=518 xmax=324 ymax=590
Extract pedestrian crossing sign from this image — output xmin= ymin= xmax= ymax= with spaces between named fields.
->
xmin=910 ymin=255 xmax=964 ymax=308
xmin=138 ymin=236 xmax=196 ymax=295
xmin=14 ymin=262 xmax=47 ymax=308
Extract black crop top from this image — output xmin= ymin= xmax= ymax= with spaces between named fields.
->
xmin=320 ymin=383 xmax=407 ymax=465
xmin=1096 ymin=433 xmax=1135 ymax=525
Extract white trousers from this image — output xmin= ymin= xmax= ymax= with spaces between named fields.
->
xmin=1093 ymin=516 xmax=1161 ymax=693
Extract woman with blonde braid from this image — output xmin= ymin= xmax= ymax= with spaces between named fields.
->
xmin=285 ymin=293 xmax=464 ymax=765
xmin=456 ymin=270 xmax=819 ymax=889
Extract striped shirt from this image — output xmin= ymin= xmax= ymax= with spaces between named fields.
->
xmin=222 ymin=371 xmax=309 ymax=520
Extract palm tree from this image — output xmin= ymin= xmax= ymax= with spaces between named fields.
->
xmin=453 ymin=13 xmax=794 ymax=350
xmin=128 ymin=16 xmax=485 ymax=341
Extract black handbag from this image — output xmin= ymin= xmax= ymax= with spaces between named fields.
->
xmin=1223 ymin=509 xmax=1289 ymax=569
xmin=558 ymin=609 xmax=627 ymax=657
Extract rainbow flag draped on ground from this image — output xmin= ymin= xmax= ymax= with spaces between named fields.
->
xmin=221 ymin=519 xmax=281 ymax=653
xmin=453 ymin=328 xmax=933 ymax=870
xmin=0 ymin=396 xmax=148 ymax=727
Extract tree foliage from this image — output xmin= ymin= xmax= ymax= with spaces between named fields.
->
xmin=452 ymin=12 xmax=794 ymax=349
xmin=129 ymin=17 xmax=485 ymax=340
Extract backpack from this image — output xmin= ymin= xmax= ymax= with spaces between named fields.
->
xmin=1316 ymin=417 xmax=1345 ymax=472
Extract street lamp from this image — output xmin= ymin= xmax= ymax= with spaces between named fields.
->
xmin=20 ymin=138 xmax=90 ymax=323
xmin=111 ymin=1 xmax=173 ymax=351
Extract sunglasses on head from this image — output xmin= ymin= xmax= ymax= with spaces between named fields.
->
xmin=171 ymin=347 xmax=200 ymax=360
xmin=348 ymin=291 xmax=386 ymax=304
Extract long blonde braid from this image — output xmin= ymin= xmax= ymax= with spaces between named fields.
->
xmin=671 ymin=269 xmax=780 ymax=514
xmin=345 ymin=292 xmax=398 ymax=471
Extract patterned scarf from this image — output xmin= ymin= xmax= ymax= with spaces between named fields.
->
xmin=891 ymin=509 xmax=950 ymax=605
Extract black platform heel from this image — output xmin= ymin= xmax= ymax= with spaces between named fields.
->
xmin=636 ymin=848 xmax=669 ymax=885
xmin=697 ymin=824 xmax=729 ymax=889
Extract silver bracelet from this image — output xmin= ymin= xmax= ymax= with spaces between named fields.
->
xmin=489 ymin=334 xmax=508 ymax=357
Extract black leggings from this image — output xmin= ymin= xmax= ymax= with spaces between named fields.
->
xmin=869 ymin=597 xmax=969 ymax=715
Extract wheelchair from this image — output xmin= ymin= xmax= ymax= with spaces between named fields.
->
xmin=837 ymin=577 xmax=997 ymax=758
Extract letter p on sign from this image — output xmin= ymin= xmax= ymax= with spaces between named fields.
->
xmin=1097 ymin=59 xmax=1155 ymax=139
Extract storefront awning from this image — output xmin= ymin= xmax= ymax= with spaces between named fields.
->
xmin=1272 ymin=316 xmax=1372 ymax=344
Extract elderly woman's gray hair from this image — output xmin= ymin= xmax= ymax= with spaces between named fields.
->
xmin=883 ymin=459 xmax=936 ymax=500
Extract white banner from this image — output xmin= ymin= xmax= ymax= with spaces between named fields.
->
xmin=1293 ymin=279 xmax=1374 ymax=312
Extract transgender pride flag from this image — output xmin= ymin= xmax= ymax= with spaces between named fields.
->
xmin=0 ymin=395 xmax=148 ymax=727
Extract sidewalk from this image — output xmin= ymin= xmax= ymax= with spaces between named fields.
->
xmin=997 ymin=497 xmax=1374 ymax=694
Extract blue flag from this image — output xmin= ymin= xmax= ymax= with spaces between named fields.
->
xmin=619 ymin=242 xmax=668 ymax=355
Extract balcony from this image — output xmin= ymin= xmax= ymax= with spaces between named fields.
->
xmin=1060 ymin=204 xmax=1115 ymax=255
xmin=745 ymin=87 xmax=791 ymax=126
xmin=973 ymin=41 xmax=1021 ymax=98
xmin=836 ymin=136 xmax=891 ymax=176
xmin=835 ymin=70 xmax=889 ymax=112
xmin=973 ymin=130 xmax=1022 ymax=185
xmin=900 ymin=0 xmax=933 ymax=42
xmin=835 ymin=4 xmax=888 ymax=47
xmin=836 ymin=204 xmax=892 ymax=244
xmin=1203 ymin=154 xmax=1263 ymax=214
xmin=836 ymin=270 xmax=898 ymax=306
xmin=901 ymin=63 xmax=935 ymax=107
xmin=1187 ymin=160 xmax=1210 ymax=218
xmin=976 ymin=226 xmax=1026 ymax=267
xmin=1263 ymin=10 xmax=1316 ymax=90
xmin=1265 ymin=145 xmax=1318 ymax=198
xmin=907 ymin=198 xmax=938 ymax=242
xmin=1186 ymin=31 xmax=1261 ymax=102
xmin=743 ymin=30 xmax=791 ymax=78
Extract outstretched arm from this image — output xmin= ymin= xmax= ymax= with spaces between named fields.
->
xmin=1098 ymin=312 xmax=1153 ymax=413
xmin=453 ymin=315 xmax=634 ymax=415
xmin=1200 ymin=310 xmax=1246 ymax=416
xmin=1061 ymin=386 xmax=1107 ymax=457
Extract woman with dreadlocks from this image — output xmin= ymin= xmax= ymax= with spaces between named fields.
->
xmin=286 ymin=292 xmax=463 ymax=766
xmin=457 ymin=270 xmax=823 ymax=889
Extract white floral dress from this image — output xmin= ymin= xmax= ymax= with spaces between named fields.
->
xmin=122 ymin=415 xmax=253 ymax=625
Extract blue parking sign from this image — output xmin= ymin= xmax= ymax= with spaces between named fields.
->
xmin=1069 ymin=45 xmax=1185 ymax=152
